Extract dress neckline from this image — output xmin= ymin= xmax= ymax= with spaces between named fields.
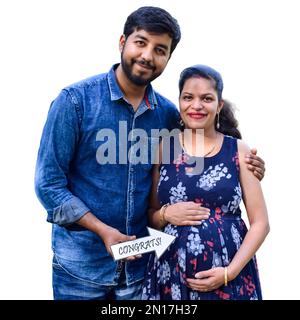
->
xmin=179 ymin=134 xmax=226 ymax=160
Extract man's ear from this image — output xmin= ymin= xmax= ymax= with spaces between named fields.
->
xmin=119 ymin=35 xmax=126 ymax=53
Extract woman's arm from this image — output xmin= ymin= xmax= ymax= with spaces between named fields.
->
xmin=227 ymin=139 xmax=270 ymax=280
xmin=147 ymin=163 xmax=165 ymax=229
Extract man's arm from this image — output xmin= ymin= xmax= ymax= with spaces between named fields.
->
xmin=35 ymin=90 xmax=90 ymax=225
xmin=77 ymin=212 xmax=137 ymax=259
xmin=35 ymin=90 xmax=137 ymax=258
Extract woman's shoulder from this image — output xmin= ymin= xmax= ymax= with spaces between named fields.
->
xmin=221 ymin=136 xmax=251 ymax=161
xmin=223 ymin=135 xmax=249 ymax=152
xmin=236 ymin=138 xmax=251 ymax=154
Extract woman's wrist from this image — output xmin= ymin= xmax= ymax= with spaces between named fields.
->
xmin=159 ymin=203 xmax=170 ymax=228
xmin=227 ymin=265 xmax=238 ymax=282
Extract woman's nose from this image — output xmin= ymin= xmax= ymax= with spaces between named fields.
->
xmin=191 ymin=99 xmax=203 ymax=110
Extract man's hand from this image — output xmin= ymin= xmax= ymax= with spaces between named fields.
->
xmin=76 ymin=212 xmax=141 ymax=261
xmin=245 ymin=148 xmax=265 ymax=181
xmin=102 ymin=226 xmax=141 ymax=261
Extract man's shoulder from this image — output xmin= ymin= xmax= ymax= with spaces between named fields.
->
xmin=153 ymin=90 xmax=178 ymax=113
xmin=64 ymin=72 xmax=108 ymax=92
xmin=152 ymin=90 xmax=180 ymax=129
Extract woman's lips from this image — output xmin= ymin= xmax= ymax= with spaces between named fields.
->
xmin=187 ymin=113 xmax=207 ymax=119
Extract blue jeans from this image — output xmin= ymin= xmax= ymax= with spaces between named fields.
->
xmin=52 ymin=255 xmax=143 ymax=300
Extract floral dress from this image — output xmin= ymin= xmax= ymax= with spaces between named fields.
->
xmin=142 ymin=135 xmax=262 ymax=300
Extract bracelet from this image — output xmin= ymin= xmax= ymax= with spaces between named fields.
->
xmin=159 ymin=203 xmax=169 ymax=227
xmin=224 ymin=267 xmax=228 ymax=286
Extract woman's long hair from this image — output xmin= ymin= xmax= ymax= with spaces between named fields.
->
xmin=217 ymin=99 xmax=241 ymax=139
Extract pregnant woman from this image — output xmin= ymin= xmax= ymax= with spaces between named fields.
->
xmin=142 ymin=64 xmax=270 ymax=300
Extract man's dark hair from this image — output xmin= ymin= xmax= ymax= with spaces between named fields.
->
xmin=123 ymin=6 xmax=181 ymax=55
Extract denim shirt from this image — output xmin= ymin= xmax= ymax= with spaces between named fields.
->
xmin=35 ymin=64 xmax=180 ymax=285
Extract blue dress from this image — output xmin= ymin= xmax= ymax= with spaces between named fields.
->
xmin=142 ymin=135 xmax=262 ymax=300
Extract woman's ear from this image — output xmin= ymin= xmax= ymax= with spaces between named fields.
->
xmin=218 ymin=100 xmax=224 ymax=113
xmin=119 ymin=35 xmax=126 ymax=53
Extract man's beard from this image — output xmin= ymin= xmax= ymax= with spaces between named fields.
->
xmin=121 ymin=53 xmax=161 ymax=86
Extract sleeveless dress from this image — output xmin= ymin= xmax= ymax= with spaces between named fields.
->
xmin=141 ymin=135 xmax=262 ymax=300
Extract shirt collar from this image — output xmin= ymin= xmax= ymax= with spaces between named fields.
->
xmin=107 ymin=63 xmax=157 ymax=110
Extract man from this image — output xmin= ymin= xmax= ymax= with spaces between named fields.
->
xmin=35 ymin=6 xmax=265 ymax=300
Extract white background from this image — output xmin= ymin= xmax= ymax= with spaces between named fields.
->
xmin=0 ymin=0 xmax=299 ymax=299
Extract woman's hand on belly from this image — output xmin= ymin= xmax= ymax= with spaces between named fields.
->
xmin=165 ymin=201 xmax=210 ymax=226
xmin=186 ymin=267 xmax=225 ymax=292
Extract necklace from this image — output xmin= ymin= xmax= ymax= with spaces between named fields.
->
xmin=180 ymin=132 xmax=218 ymax=157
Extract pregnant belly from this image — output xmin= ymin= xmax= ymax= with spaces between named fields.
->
xmin=163 ymin=216 xmax=248 ymax=278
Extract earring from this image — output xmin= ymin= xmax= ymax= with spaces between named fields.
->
xmin=216 ymin=113 xmax=220 ymax=129
xmin=179 ymin=118 xmax=185 ymax=128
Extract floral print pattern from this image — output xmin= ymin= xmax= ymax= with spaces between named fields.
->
xmin=196 ymin=163 xmax=232 ymax=191
xmin=142 ymin=135 xmax=262 ymax=300
xmin=158 ymin=166 xmax=169 ymax=188
xmin=187 ymin=228 xmax=205 ymax=256
xmin=169 ymin=181 xmax=188 ymax=204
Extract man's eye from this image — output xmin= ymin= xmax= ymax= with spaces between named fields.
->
xmin=156 ymin=48 xmax=166 ymax=55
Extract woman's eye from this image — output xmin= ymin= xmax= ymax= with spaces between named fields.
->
xmin=204 ymin=96 xmax=213 ymax=102
xmin=183 ymin=96 xmax=192 ymax=101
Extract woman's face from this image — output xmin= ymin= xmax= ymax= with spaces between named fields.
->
xmin=179 ymin=76 xmax=222 ymax=131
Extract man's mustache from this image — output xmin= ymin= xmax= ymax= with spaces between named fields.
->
xmin=134 ymin=59 xmax=155 ymax=70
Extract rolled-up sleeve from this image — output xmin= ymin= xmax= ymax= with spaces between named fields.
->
xmin=34 ymin=89 xmax=90 ymax=225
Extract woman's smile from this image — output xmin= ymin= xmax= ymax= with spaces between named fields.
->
xmin=187 ymin=112 xmax=208 ymax=120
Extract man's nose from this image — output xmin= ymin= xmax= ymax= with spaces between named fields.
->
xmin=140 ymin=47 xmax=154 ymax=62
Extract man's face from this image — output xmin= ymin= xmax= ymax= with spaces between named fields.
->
xmin=119 ymin=29 xmax=172 ymax=86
